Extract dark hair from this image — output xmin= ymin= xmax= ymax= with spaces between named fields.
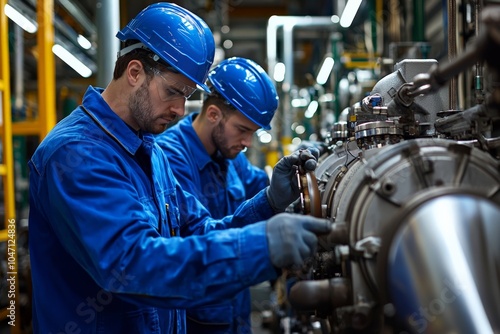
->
xmin=202 ymin=89 xmax=238 ymax=118
xmin=113 ymin=40 xmax=175 ymax=80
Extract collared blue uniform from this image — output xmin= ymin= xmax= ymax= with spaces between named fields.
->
xmin=28 ymin=86 xmax=278 ymax=334
xmin=156 ymin=113 xmax=270 ymax=334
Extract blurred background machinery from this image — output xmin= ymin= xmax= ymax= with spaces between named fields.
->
xmin=1 ymin=0 xmax=500 ymax=333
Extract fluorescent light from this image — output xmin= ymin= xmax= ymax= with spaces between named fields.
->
xmin=223 ymin=39 xmax=233 ymax=49
xmin=295 ymin=125 xmax=306 ymax=135
xmin=4 ymin=4 xmax=37 ymax=33
xmin=292 ymin=137 xmax=302 ymax=145
xmin=273 ymin=62 xmax=285 ymax=82
xmin=52 ymin=44 xmax=93 ymax=78
xmin=291 ymin=98 xmax=308 ymax=108
xmin=77 ymin=34 xmax=92 ymax=50
xmin=305 ymin=101 xmax=319 ymax=118
xmin=316 ymin=56 xmax=334 ymax=85
xmin=258 ymin=132 xmax=272 ymax=144
xmin=340 ymin=0 xmax=362 ymax=28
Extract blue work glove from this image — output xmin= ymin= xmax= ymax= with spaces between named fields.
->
xmin=266 ymin=213 xmax=331 ymax=268
xmin=266 ymin=148 xmax=320 ymax=212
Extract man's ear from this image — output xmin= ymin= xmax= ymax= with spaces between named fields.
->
xmin=206 ymin=105 xmax=222 ymax=124
xmin=126 ymin=60 xmax=145 ymax=86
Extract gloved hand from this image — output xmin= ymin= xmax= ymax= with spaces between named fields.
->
xmin=266 ymin=213 xmax=331 ymax=268
xmin=296 ymin=140 xmax=328 ymax=157
xmin=266 ymin=148 xmax=320 ymax=212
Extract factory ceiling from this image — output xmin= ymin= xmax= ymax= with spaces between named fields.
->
xmin=10 ymin=0 xmax=343 ymax=91
xmin=11 ymin=0 xmax=476 ymax=97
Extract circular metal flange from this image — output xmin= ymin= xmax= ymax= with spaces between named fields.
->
xmin=299 ymin=171 xmax=322 ymax=218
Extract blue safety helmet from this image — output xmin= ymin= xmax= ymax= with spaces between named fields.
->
xmin=116 ymin=2 xmax=215 ymax=92
xmin=208 ymin=57 xmax=279 ymax=130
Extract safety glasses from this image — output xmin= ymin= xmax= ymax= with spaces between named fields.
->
xmin=149 ymin=66 xmax=197 ymax=101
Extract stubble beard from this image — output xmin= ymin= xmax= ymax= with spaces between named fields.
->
xmin=129 ymin=82 xmax=166 ymax=135
xmin=212 ymin=121 xmax=240 ymax=159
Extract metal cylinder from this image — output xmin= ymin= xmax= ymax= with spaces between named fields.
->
xmin=288 ymin=277 xmax=351 ymax=312
xmin=331 ymin=121 xmax=349 ymax=142
xmin=384 ymin=193 xmax=500 ymax=333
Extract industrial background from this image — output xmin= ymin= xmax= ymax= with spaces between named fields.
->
xmin=1 ymin=0 xmax=500 ymax=333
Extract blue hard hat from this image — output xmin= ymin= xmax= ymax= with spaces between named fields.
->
xmin=116 ymin=2 xmax=215 ymax=92
xmin=208 ymin=57 xmax=279 ymax=130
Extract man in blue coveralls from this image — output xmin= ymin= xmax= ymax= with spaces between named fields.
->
xmin=157 ymin=57 xmax=287 ymax=334
xmin=27 ymin=2 xmax=330 ymax=333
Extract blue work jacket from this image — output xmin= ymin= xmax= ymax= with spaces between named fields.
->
xmin=28 ymin=86 xmax=278 ymax=334
xmin=157 ymin=113 xmax=269 ymax=219
xmin=157 ymin=113 xmax=270 ymax=334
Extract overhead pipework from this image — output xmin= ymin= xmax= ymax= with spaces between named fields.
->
xmin=266 ymin=15 xmax=338 ymax=155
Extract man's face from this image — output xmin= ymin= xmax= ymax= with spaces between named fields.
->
xmin=212 ymin=110 xmax=260 ymax=159
xmin=129 ymin=69 xmax=196 ymax=134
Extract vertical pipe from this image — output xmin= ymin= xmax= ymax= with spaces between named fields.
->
xmin=376 ymin=0 xmax=383 ymax=55
xmin=370 ymin=0 xmax=377 ymax=54
xmin=266 ymin=16 xmax=280 ymax=81
xmin=282 ymin=23 xmax=294 ymax=154
xmin=448 ymin=0 xmax=458 ymax=110
xmin=266 ymin=17 xmax=336 ymax=155
xmin=332 ymin=33 xmax=342 ymax=122
xmin=13 ymin=25 xmax=23 ymax=113
xmin=96 ymin=0 xmax=120 ymax=87
xmin=474 ymin=0 xmax=484 ymax=104
xmin=266 ymin=16 xmax=282 ymax=138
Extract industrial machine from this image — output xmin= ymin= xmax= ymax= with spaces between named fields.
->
xmin=287 ymin=6 xmax=500 ymax=334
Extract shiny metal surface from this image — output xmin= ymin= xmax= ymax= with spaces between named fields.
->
xmin=330 ymin=121 xmax=349 ymax=141
xmin=354 ymin=121 xmax=403 ymax=139
xmin=386 ymin=194 xmax=500 ymax=333
xmin=303 ymin=136 xmax=500 ymax=333
xmin=285 ymin=14 xmax=500 ymax=331
xmin=298 ymin=171 xmax=322 ymax=218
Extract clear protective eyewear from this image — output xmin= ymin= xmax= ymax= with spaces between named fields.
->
xmin=149 ymin=66 xmax=197 ymax=101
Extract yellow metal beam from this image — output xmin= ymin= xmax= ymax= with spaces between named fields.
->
xmin=0 ymin=229 xmax=8 ymax=242
xmin=37 ymin=0 xmax=57 ymax=139
xmin=0 ymin=0 xmax=16 ymax=224
xmin=342 ymin=52 xmax=380 ymax=69
xmin=1 ymin=0 xmax=21 ymax=331
xmin=12 ymin=121 xmax=45 ymax=136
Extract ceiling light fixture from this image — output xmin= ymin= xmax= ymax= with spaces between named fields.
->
xmin=52 ymin=44 xmax=92 ymax=78
xmin=4 ymin=4 xmax=37 ymax=33
xmin=77 ymin=34 xmax=92 ymax=50
xmin=273 ymin=62 xmax=286 ymax=82
xmin=340 ymin=0 xmax=362 ymax=28
xmin=316 ymin=56 xmax=335 ymax=85
xmin=305 ymin=100 xmax=319 ymax=118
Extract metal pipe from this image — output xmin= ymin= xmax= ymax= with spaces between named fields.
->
xmin=288 ymin=277 xmax=351 ymax=312
xmin=96 ymin=0 xmax=120 ymax=86
xmin=266 ymin=16 xmax=336 ymax=151
xmin=448 ymin=0 xmax=458 ymax=110
xmin=475 ymin=0 xmax=484 ymax=104
xmin=14 ymin=25 xmax=24 ymax=115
